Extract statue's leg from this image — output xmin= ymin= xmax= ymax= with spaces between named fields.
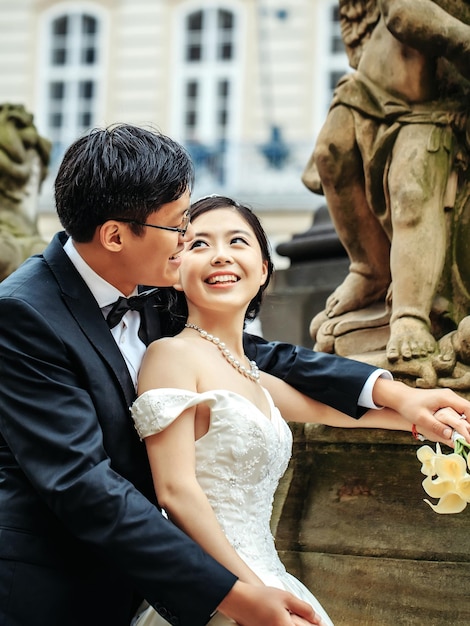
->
xmin=314 ymin=105 xmax=391 ymax=318
xmin=386 ymin=123 xmax=451 ymax=361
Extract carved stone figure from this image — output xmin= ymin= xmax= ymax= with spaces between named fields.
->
xmin=303 ymin=0 xmax=470 ymax=391
xmin=0 ymin=103 xmax=51 ymax=281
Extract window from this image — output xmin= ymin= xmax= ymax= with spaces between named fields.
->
xmin=186 ymin=11 xmax=204 ymax=61
xmin=185 ymin=81 xmax=199 ymax=130
xmin=330 ymin=4 xmax=344 ymax=54
xmin=39 ymin=10 xmax=104 ymax=170
xmin=216 ymin=79 xmax=229 ymax=132
xmin=217 ymin=10 xmax=234 ymax=60
xmin=179 ymin=7 xmax=237 ymax=140
xmin=312 ymin=1 xmax=350 ymax=131
xmin=327 ymin=3 xmax=348 ymax=105
xmin=175 ymin=6 xmax=239 ymax=187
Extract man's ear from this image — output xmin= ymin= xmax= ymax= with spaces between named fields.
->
xmin=99 ymin=221 xmax=124 ymax=251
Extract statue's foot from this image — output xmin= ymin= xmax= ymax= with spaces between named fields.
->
xmin=437 ymin=373 xmax=470 ymax=391
xmin=386 ymin=316 xmax=436 ymax=362
xmin=325 ymin=272 xmax=388 ymax=318
xmin=309 ymin=309 xmax=329 ymax=342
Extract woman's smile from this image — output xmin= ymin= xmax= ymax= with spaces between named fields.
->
xmin=205 ymin=272 xmax=240 ymax=286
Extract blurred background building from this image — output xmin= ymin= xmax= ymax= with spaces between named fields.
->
xmin=0 ymin=0 xmax=348 ymax=267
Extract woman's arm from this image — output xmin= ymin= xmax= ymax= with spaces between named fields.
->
xmin=260 ymin=371 xmax=410 ymax=430
xmin=138 ymin=339 xmax=264 ymax=587
xmin=144 ymin=408 xmax=264 ymax=586
xmin=245 ymin=334 xmax=470 ymax=442
xmin=260 ymin=371 xmax=470 ymax=444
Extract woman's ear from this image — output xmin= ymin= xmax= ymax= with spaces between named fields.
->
xmin=173 ymin=279 xmax=184 ymax=292
xmin=260 ymin=259 xmax=269 ymax=286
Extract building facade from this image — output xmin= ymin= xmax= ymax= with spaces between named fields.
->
xmin=0 ymin=0 xmax=348 ymax=261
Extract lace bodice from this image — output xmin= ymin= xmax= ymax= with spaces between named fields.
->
xmin=131 ymin=388 xmax=293 ymax=578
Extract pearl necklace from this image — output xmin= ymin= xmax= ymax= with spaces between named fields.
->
xmin=184 ymin=322 xmax=260 ymax=383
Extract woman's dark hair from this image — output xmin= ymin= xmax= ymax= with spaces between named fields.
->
xmin=54 ymin=124 xmax=194 ymax=242
xmin=166 ymin=195 xmax=274 ymax=331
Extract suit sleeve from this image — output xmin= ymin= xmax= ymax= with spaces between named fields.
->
xmin=0 ymin=296 xmax=236 ymax=626
xmin=243 ymin=333 xmax=377 ymax=418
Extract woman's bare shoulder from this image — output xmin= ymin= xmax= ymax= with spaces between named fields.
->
xmin=144 ymin=334 xmax=206 ymax=370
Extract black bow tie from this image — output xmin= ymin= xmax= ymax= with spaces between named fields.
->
xmin=106 ymin=288 xmax=160 ymax=329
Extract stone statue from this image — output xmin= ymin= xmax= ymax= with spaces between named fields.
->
xmin=0 ymin=103 xmax=51 ymax=281
xmin=303 ymin=0 xmax=470 ymax=390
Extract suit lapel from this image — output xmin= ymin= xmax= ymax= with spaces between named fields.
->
xmin=43 ymin=233 xmax=136 ymax=405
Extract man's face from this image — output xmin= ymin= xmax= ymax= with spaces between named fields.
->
xmin=113 ymin=189 xmax=193 ymax=293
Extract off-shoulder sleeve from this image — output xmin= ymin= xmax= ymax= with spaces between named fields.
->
xmin=131 ymin=388 xmax=203 ymax=440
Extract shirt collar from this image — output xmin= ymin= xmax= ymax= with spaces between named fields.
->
xmin=63 ymin=237 xmax=138 ymax=309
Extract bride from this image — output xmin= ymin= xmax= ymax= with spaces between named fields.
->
xmin=130 ymin=195 xmax=465 ymax=626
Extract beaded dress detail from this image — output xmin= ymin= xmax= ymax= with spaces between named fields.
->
xmin=131 ymin=388 xmax=334 ymax=626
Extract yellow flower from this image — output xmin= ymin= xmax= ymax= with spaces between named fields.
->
xmin=422 ymin=476 xmax=453 ymax=498
xmin=434 ymin=452 xmax=467 ymax=480
xmin=423 ymin=492 xmax=468 ymax=514
xmin=456 ymin=475 xmax=470 ymax=502
xmin=416 ymin=435 xmax=470 ymax=515
xmin=416 ymin=444 xmax=441 ymax=476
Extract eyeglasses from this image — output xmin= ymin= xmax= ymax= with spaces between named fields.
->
xmin=110 ymin=210 xmax=191 ymax=235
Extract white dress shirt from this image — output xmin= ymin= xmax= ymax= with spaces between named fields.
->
xmin=64 ymin=238 xmax=146 ymax=388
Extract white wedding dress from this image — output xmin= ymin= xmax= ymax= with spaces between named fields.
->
xmin=131 ymin=388 xmax=334 ymax=626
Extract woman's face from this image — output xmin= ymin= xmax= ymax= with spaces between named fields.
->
xmin=177 ymin=207 xmax=268 ymax=316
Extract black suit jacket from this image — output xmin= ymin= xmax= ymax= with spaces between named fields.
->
xmin=0 ymin=233 xmax=376 ymax=626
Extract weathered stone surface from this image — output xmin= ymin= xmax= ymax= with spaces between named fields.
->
xmin=297 ymin=0 xmax=470 ymax=388
xmin=268 ymin=4 xmax=470 ymax=620
xmin=0 ymin=103 xmax=51 ymax=281
xmin=274 ymin=424 xmax=470 ymax=625
xmin=280 ymin=551 xmax=470 ymax=626
xmin=260 ymin=258 xmax=349 ymax=348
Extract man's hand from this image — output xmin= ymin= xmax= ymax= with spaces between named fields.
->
xmin=217 ymin=580 xmax=326 ymax=626
xmin=373 ymin=379 xmax=470 ymax=443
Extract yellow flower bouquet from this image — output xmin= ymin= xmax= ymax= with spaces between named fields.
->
xmin=417 ymin=433 xmax=470 ymax=514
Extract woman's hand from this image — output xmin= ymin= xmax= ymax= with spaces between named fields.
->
xmin=413 ymin=405 xmax=470 ymax=446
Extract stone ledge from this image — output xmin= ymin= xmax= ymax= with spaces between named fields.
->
xmin=279 ymin=551 xmax=470 ymax=626
xmin=274 ymin=424 xmax=470 ymax=624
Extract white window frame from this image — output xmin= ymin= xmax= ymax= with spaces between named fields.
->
xmin=35 ymin=2 xmax=108 ymax=170
xmin=312 ymin=0 xmax=350 ymax=135
xmin=170 ymin=2 xmax=244 ymax=152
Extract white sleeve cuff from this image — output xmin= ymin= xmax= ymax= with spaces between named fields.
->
xmin=358 ymin=369 xmax=393 ymax=409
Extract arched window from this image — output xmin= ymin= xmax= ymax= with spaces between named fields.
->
xmin=312 ymin=0 xmax=349 ymax=133
xmin=173 ymin=5 xmax=241 ymax=187
xmin=328 ymin=3 xmax=348 ymax=101
xmin=38 ymin=9 xmax=105 ymax=170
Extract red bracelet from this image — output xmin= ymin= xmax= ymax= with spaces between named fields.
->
xmin=412 ymin=424 xmax=424 ymax=441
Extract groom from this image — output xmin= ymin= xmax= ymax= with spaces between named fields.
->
xmin=0 ymin=124 xmax=468 ymax=626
